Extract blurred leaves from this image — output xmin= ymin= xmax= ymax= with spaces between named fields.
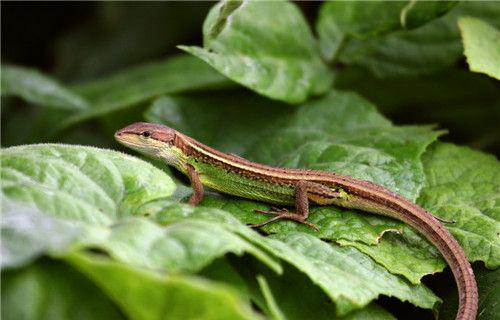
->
xmin=50 ymin=55 xmax=230 ymax=136
xmin=317 ymin=1 xmax=457 ymax=61
xmin=458 ymin=17 xmax=500 ymax=80
xmin=54 ymin=2 xmax=213 ymax=82
xmin=327 ymin=1 xmax=500 ymax=78
xmin=1 ymin=65 xmax=88 ymax=110
xmin=1 ymin=259 xmax=124 ymax=320
xmin=66 ymin=252 xmax=259 ymax=320
xmin=1 ymin=201 xmax=80 ymax=268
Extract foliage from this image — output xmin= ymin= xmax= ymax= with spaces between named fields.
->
xmin=1 ymin=1 xmax=499 ymax=320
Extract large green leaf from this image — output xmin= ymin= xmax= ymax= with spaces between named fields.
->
xmin=78 ymin=217 xmax=281 ymax=274
xmin=180 ymin=0 xmax=332 ymax=104
xmin=152 ymin=205 xmax=440 ymax=317
xmin=1 ymin=259 xmax=123 ymax=320
xmin=0 ymin=142 xmax=442 ymax=316
xmin=458 ymin=17 xmax=500 ymax=80
xmin=1 ymin=144 xmax=176 ymax=225
xmin=418 ymin=143 xmax=500 ymax=268
xmin=1 ymin=144 xmax=280 ymax=274
xmin=145 ymin=89 xmax=499 ymax=283
xmin=331 ymin=2 xmax=500 ymax=78
xmin=317 ymin=1 xmax=456 ymax=61
xmin=46 ymin=55 xmax=229 ymax=136
xmin=1 ymin=65 xmax=88 ymax=110
xmin=65 ymin=252 xmax=259 ymax=320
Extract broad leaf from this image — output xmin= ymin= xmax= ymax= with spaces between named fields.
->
xmin=458 ymin=17 xmax=500 ymax=80
xmin=1 ymin=65 xmax=88 ymax=110
xmin=180 ymin=0 xmax=332 ymax=103
xmin=78 ymin=217 xmax=281 ymax=274
xmin=1 ymin=144 xmax=280 ymax=274
xmin=331 ymin=2 xmax=500 ymax=78
xmin=418 ymin=143 xmax=500 ymax=268
xmin=152 ymin=204 xmax=440 ymax=316
xmin=1 ymin=144 xmax=176 ymax=225
xmin=317 ymin=1 xmax=456 ymax=61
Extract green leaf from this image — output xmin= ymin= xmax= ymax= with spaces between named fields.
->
xmin=269 ymin=233 xmax=440 ymax=316
xmin=1 ymin=259 xmax=123 ymax=320
xmin=47 ymin=55 xmax=229 ymax=136
xmin=78 ymin=217 xmax=281 ymax=274
xmin=1 ymin=65 xmax=88 ymax=110
xmin=1 ymin=144 xmax=280 ymax=274
xmin=146 ymin=69 xmax=495 ymax=286
xmin=1 ymin=141 xmax=440 ymax=317
xmin=180 ymin=0 xmax=332 ymax=104
xmin=337 ymin=227 xmax=445 ymax=285
xmin=65 ymin=251 xmax=259 ymax=320
xmin=1 ymin=201 xmax=80 ymax=268
xmin=1 ymin=144 xmax=175 ymax=225
xmin=332 ymin=2 xmax=500 ymax=78
xmin=153 ymin=205 xmax=440 ymax=316
xmin=317 ymin=1 xmax=457 ymax=61
xmin=418 ymin=143 xmax=500 ymax=268
xmin=458 ymin=17 xmax=500 ymax=80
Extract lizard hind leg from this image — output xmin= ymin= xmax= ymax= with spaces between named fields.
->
xmin=249 ymin=180 xmax=336 ymax=231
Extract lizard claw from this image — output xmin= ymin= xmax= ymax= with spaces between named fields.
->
xmin=251 ymin=207 xmax=320 ymax=231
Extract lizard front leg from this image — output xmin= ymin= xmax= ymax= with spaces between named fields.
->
xmin=251 ymin=180 xmax=339 ymax=231
xmin=187 ymin=164 xmax=204 ymax=205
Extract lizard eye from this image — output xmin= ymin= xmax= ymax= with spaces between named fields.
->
xmin=142 ymin=131 xmax=151 ymax=138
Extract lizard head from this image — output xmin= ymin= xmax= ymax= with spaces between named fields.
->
xmin=115 ymin=122 xmax=181 ymax=166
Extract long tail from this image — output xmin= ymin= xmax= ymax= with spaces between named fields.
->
xmin=339 ymin=184 xmax=478 ymax=319
xmin=405 ymin=208 xmax=478 ymax=320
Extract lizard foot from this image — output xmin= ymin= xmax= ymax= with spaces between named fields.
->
xmin=250 ymin=207 xmax=320 ymax=231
